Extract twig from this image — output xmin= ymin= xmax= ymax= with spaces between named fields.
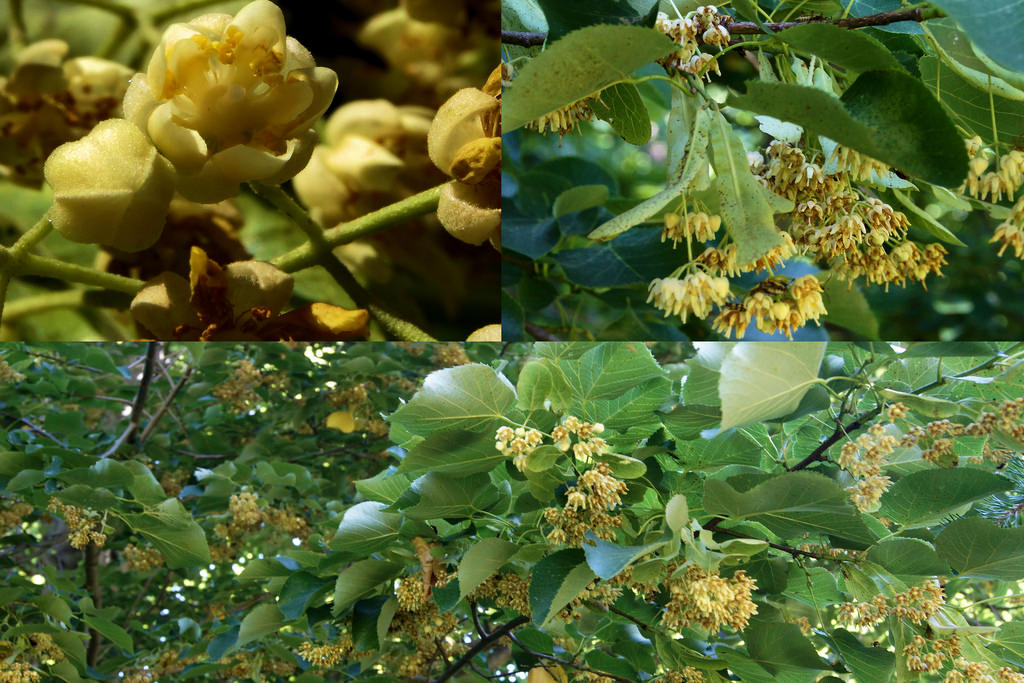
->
xmin=0 ymin=412 xmax=67 ymax=447
xmin=138 ymin=364 xmax=193 ymax=444
xmin=506 ymin=632 xmax=634 ymax=683
xmin=526 ymin=323 xmax=561 ymax=342
xmin=434 ymin=615 xmax=529 ymax=682
xmin=500 ymin=7 xmax=944 ymax=47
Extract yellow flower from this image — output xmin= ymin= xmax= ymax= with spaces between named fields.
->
xmin=123 ymin=0 xmax=337 ymax=202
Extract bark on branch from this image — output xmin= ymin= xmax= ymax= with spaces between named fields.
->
xmin=500 ymin=7 xmax=942 ymax=47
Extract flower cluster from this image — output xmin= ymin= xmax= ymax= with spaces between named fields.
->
xmin=837 ymin=423 xmax=899 ymax=512
xmin=552 ymin=415 xmax=608 ymax=463
xmin=962 ymin=136 xmax=1024 ymax=203
xmin=0 ymin=498 xmax=32 ymax=534
xmin=661 ymin=565 xmax=758 ymax=633
xmin=158 ymin=468 xmax=189 ymax=498
xmin=0 ymin=39 xmax=132 ymax=185
xmin=837 ymin=578 xmax=944 ymax=627
xmin=526 ymin=94 xmax=597 ymax=136
xmin=297 ymin=635 xmax=355 ymax=670
xmin=211 ymin=359 xmax=287 ymax=413
xmin=387 ymin=567 xmax=463 ymax=678
xmin=648 ymin=272 xmax=731 ymax=325
xmin=711 ymin=274 xmax=826 ymax=339
xmin=44 ymin=1 xmax=337 ymax=252
xmin=47 ymin=498 xmax=106 ymax=549
xmin=655 ymin=6 xmax=730 ymax=79
xmin=121 ymin=544 xmax=164 ymax=573
xmin=545 ymin=462 xmax=628 ymax=546
xmin=495 ymin=424 xmax=544 ymax=471
xmin=991 ymin=194 xmax=1024 ymax=260
xmin=467 ymin=572 xmax=531 ymax=616
xmin=665 ymin=668 xmax=705 ymax=683
xmin=0 ymin=360 xmax=25 ymax=383
xmin=433 ymin=343 xmax=472 ymax=367
xmin=894 ymin=398 xmax=1024 ymax=466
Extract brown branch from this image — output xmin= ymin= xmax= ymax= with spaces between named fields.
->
xmin=500 ymin=7 xmax=943 ymax=47
xmin=85 ymin=544 xmax=101 ymax=667
xmin=526 ymin=323 xmax=562 ymax=342
xmin=138 ymin=364 xmax=193 ymax=444
xmin=507 ymin=632 xmax=634 ymax=683
xmin=99 ymin=342 xmax=159 ymax=458
xmin=434 ymin=615 xmax=529 ymax=682
xmin=726 ymin=7 xmax=942 ymax=34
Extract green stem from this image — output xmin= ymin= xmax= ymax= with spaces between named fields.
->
xmin=250 ymin=182 xmax=437 ymax=341
xmin=151 ymin=0 xmax=233 ymax=22
xmin=8 ymin=0 xmax=26 ymax=49
xmin=55 ymin=0 xmax=133 ymax=17
xmin=0 ymin=215 xmax=54 ymax=322
xmin=12 ymin=253 xmax=144 ymax=295
xmin=2 ymin=289 xmax=131 ymax=322
xmin=271 ymin=183 xmax=445 ymax=273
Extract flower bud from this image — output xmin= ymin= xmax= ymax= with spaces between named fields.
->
xmin=44 ymin=118 xmax=176 ymax=252
xmin=466 ymin=324 xmax=500 ymax=341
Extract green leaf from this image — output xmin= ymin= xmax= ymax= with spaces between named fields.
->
xmin=123 ymin=460 xmax=167 ymax=505
xmin=235 ymin=604 xmax=285 ymax=648
xmin=458 ymin=538 xmax=519 ymax=601
xmin=591 ymin=82 xmax=652 ymax=144
xmin=718 ymin=342 xmax=826 ymax=430
xmin=59 ymin=459 xmax=133 ymax=490
xmin=81 ymin=613 xmax=133 ymax=653
xmin=776 ymin=23 xmax=903 ymax=74
xmin=333 ymin=560 xmax=402 ymax=616
xmin=536 ymin=0 xmax=659 ymax=42
xmin=51 ymin=631 xmax=87 ymax=671
xmin=399 ymin=430 xmax=506 ymax=476
xmin=278 ymin=572 xmax=332 ymax=621
xmin=525 ymin=445 xmax=563 ymax=473
xmin=354 ymin=471 xmax=412 ymax=506
xmin=552 ymin=184 xmax=609 ymax=219
xmin=503 ymin=25 xmax=678 ymax=132
xmin=821 ymin=274 xmax=880 ymax=339
xmin=529 ymin=549 xmax=596 ymax=626
xmin=920 ymin=56 xmax=1024 ymax=144
xmin=936 ymin=517 xmax=1024 ymax=580
xmin=890 ymin=189 xmax=966 ymax=246
xmin=706 ymin=108 xmax=791 ymax=265
xmin=121 ymin=498 xmax=211 ymax=569
xmin=5 ymin=468 xmax=44 ymax=492
xmin=582 ymin=533 xmax=666 ymax=580
xmin=55 ymin=484 xmax=117 ymax=511
xmin=399 ymin=472 xmax=503 ymax=520
xmin=661 ymin=404 xmax=721 ymax=440
xmin=930 ymin=0 xmax=1024 ymax=73
xmin=989 ymin=621 xmax=1024 ymax=667
xmin=879 ymin=468 xmax=1011 ymax=528
xmin=556 ymin=342 xmax=665 ymax=402
xmin=825 ymin=629 xmax=895 ymax=682
xmin=388 ymin=364 xmax=516 ymax=436
xmin=30 ymin=594 xmax=72 ymax=624
xmin=744 ymin=617 xmax=827 ymax=672
xmin=328 ymin=502 xmax=403 ymax=554
xmin=703 ymin=471 xmax=875 ymax=543
xmin=516 ymin=361 xmax=554 ymax=411
xmin=729 ymin=72 xmax=967 ymax=187
xmin=865 ymin=538 xmax=951 ymax=576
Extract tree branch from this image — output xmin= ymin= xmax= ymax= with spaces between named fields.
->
xmin=434 ymin=615 xmax=528 ymax=682
xmin=500 ymin=7 xmax=943 ymax=47
xmin=506 ymin=632 xmax=634 ymax=683
xmin=99 ymin=342 xmax=158 ymax=458
xmin=138 ymin=364 xmax=193 ymax=444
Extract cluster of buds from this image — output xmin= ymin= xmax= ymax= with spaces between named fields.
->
xmin=467 ymin=572 xmax=531 ymax=616
xmin=837 ymin=578 xmax=944 ymax=627
xmin=962 ymin=136 xmax=1024 ymax=202
xmin=296 ymin=635 xmax=355 ymax=670
xmin=121 ymin=544 xmax=164 ymax=573
xmin=0 ymin=360 xmax=25 ymax=383
xmin=0 ymin=498 xmax=32 ymax=534
xmin=661 ymin=211 xmax=721 ymax=247
xmin=48 ymin=498 xmax=106 ymax=549
xmin=894 ymin=398 xmax=1024 ymax=466
xmin=526 ymin=95 xmax=597 ymax=137
xmin=837 ymin=422 xmax=899 ymax=511
xmin=433 ymin=343 xmax=472 ymax=367
xmin=664 ymin=668 xmax=704 ymax=683
xmin=902 ymin=634 xmax=961 ymax=674
xmin=661 ymin=565 xmax=758 ymax=633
